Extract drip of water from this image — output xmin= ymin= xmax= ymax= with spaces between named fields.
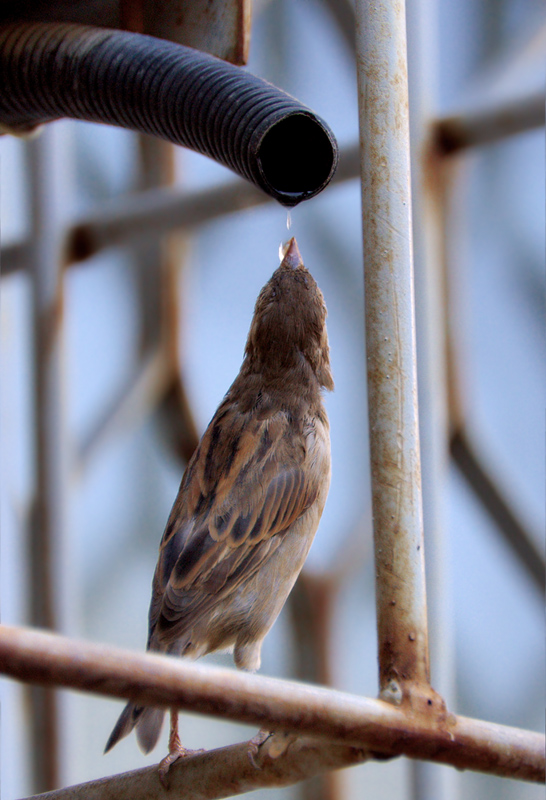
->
xmin=286 ymin=210 xmax=292 ymax=230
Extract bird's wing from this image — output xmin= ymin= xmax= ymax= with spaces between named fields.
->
xmin=148 ymin=404 xmax=320 ymax=646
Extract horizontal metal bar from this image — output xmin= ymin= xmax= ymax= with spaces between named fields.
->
xmin=63 ymin=143 xmax=361 ymax=264
xmin=0 ymin=144 xmax=360 ymax=276
xmin=451 ymin=428 xmax=545 ymax=593
xmin=435 ymin=89 xmax=545 ymax=154
xmin=1 ymin=240 xmax=29 ymax=277
xmin=1 ymin=625 xmax=544 ymax=783
xmin=63 ymin=181 xmax=265 ymax=263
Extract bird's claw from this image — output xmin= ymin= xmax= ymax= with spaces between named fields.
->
xmin=247 ymin=729 xmax=273 ymax=769
xmin=266 ymin=731 xmax=298 ymax=759
xmin=158 ymin=745 xmax=205 ymax=787
xmin=247 ymin=729 xmax=298 ymax=768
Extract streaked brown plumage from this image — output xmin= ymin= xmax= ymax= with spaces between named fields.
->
xmin=105 ymin=237 xmax=333 ymax=763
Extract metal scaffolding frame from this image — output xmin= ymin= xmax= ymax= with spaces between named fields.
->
xmin=0 ymin=1 xmax=544 ymax=798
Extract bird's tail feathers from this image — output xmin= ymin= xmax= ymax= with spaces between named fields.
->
xmin=104 ymin=700 xmax=141 ymax=753
xmin=104 ymin=702 xmax=165 ymax=755
xmin=136 ymin=706 xmax=166 ymax=754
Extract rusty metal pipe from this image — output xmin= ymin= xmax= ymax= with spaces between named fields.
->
xmin=0 ymin=22 xmax=338 ymax=207
xmin=0 ymin=626 xmax=544 ymax=783
xmin=355 ymin=0 xmax=430 ymax=701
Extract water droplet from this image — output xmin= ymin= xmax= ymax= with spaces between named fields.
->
xmin=286 ymin=210 xmax=292 ymax=230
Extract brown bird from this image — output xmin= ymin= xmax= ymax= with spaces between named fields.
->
xmin=105 ymin=237 xmax=333 ymax=773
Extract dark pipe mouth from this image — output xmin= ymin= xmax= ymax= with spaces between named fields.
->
xmin=256 ymin=113 xmax=338 ymax=207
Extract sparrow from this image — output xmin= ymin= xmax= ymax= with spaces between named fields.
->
xmin=105 ymin=237 xmax=333 ymax=773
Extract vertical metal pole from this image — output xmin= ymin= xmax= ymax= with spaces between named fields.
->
xmin=28 ymin=123 xmax=72 ymax=792
xmin=355 ymin=0 xmax=431 ymax=702
xmin=134 ymin=135 xmax=199 ymax=464
xmin=407 ymin=0 xmax=458 ymax=796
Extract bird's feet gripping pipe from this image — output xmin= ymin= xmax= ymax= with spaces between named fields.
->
xmin=247 ymin=729 xmax=298 ymax=769
xmin=158 ymin=710 xmax=204 ymax=787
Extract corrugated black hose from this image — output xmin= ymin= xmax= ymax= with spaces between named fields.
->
xmin=0 ymin=22 xmax=338 ymax=206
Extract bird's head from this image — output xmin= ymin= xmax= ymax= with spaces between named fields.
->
xmin=245 ymin=238 xmax=334 ymax=391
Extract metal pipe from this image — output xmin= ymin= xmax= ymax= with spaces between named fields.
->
xmin=0 ymin=21 xmax=338 ymax=207
xmin=27 ymin=124 xmax=72 ymax=793
xmin=134 ymin=135 xmax=201 ymax=466
xmin=407 ymin=0 xmax=457 ymax=795
xmin=16 ymin=739 xmax=367 ymax=800
xmin=289 ymin=574 xmax=341 ymax=800
xmin=323 ymin=0 xmax=356 ymax=52
xmin=355 ymin=0 xmax=430 ymax=699
xmin=0 ymin=625 xmax=544 ymax=783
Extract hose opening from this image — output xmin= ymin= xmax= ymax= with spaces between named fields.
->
xmin=257 ymin=113 xmax=337 ymax=206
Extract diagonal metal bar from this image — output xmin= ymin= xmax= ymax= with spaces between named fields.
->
xmin=355 ymin=0 xmax=431 ymax=703
xmin=323 ymin=0 xmax=357 ymax=52
xmin=451 ymin=428 xmax=545 ymax=593
xmin=19 ymin=739 xmax=367 ymax=800
xmin=75 ymin=345 xmax=172 ymax=474
xmin=74 ymin=137 xmax=200 ymax=475
xmin=0 ymin=626 xmax=544 ymax=784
